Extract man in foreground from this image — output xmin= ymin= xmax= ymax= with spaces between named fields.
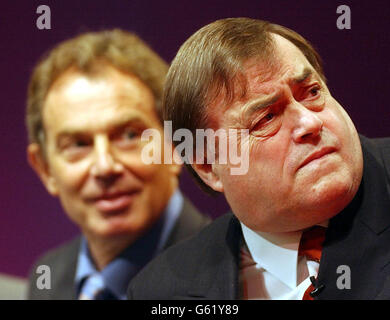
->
xmin=26 ymin=29 xmax=209 ymax=299
xmin=128 ymin=18 xmax=390 ymax=299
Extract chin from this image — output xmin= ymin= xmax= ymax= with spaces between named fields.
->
xmin=91 ymin=219 xmax=133 ymax=237
xmin=99 ymin=217 xmax=156 ymax=239
xmin=307 ymin=178 xmax=358 ymax=217
xmin=92 ymin=226 xmax=127 ymax=238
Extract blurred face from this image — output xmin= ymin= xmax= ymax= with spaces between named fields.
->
xmin=203 ymin=34 xmax=363 ymax=232
xmin=31 ymin=65 xmax=178 ymax=240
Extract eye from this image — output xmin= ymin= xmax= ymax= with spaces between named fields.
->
xmin=73 ymin=140 xmax=90 ymax=147
xmin=61 ymin=137 xmax=91 ymax=150
xmin=124 ymin=129 xmax=137 ymax=140
xmin=264 ymin=113 xmax=275 ymax=121
xmin=251 ymin=111 xmax=276 ymax=132
xmin=299 ymin=84 xmax=325 ymax=112
xmin=310 ymin=87 xmax=319 ymax=96
xmin=111 ymin=127 xmax=141 ymax=150
xmin=258 ymin=112 xmax=275 ymax=126
xmin=250 ymin=108 xmax=281 ymax=138
xmin=59 ymin=137 xmax=92 ymax=161
xmin=306 ymin=85 xmax=321 ymax=99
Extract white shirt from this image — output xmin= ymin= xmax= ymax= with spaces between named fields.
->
xmin=240 ymin=222 xmax=327 ymax=300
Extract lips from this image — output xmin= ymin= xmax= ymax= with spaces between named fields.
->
xmin=298 ymin=147 xmax=336 ymax=170
xmin=93 ymin=191 xmax=139 ymax=212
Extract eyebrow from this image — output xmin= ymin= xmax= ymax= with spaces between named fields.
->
xmin=242 ymin=68 xmax=314 ymax=119
xmin=56 ymin=114 xmax=151 ymax=139
xmin=292 ymin=68 xmax=313 ymax=84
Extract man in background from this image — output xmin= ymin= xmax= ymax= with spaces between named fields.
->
xmin=128 ymin=18 xmax=390 ymax=300
xmin=26 ymin=29 xmax=209 ymax=299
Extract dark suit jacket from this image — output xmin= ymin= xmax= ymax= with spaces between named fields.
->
xmin=128 ymin=136 xmax=390 ymax=300
xmin=27 ymin=197 xmax=210 ymax=300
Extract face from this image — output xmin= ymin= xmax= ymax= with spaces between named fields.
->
xmin=29 ymin=64 xmax=179 ymax=240
xmin=200 ymin=34 xmax=363 ymax=232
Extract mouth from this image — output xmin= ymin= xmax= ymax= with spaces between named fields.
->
xmin=93 ymin=191 xmax=140 ymax=213
xmin=298 ymin=147 xmax=337 ymax=170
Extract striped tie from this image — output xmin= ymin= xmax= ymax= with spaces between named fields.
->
xmin=298 ymin=226 xmax=326 ymax=300
xmin=78 ymin=273 xmax=117 ymax=300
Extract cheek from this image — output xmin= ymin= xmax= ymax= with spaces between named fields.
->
xmin=221 ymin=148 xmax=280 ymax=200
xmin=116 ymin=136 xmax=168 ymax=181
xmin=241 ymin=133 xmax=299 ymax=203
xmin=324 ymin=99 xmax=356 ymax=136
xmin=323 ymin=104 xmax=360 ymax=155
xmin=220 ymin=164 xmax=279 ymax=228
xmin=116 ymin=151 xmax=158 ymax=180
xmin=328 ymin=107 xmax=362 ymax=173
xmin=221 ymin=172 xmax=254 ymax=208
xmin=50 ymin=158 xmax=90 ymax=192
xmin=248 ymin=133 xmax=290 ymax=174
xmin=139 ymin=164 xmax=169 ymax=184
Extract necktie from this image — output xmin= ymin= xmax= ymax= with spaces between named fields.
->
xmin=79 ymin=273 xmax=117 ymax=300
xmin=298 ymin=226 xmax=326 ymax=300
xmin=93 ymin=288 xmax=118 ymax=300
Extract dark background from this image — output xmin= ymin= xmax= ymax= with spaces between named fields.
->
xmin=0 ymin=0 xmax=388 ymax=278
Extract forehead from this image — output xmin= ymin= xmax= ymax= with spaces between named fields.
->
xmin=243 ymin=34 xmax=316 ymax=95
xmin=43 ymin=65 xmax=159 ymax=134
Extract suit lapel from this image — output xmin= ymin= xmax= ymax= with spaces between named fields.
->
xmin=50 ymin=238 xmax=80 ymax=300
xmin=177 ymin=215 xmax=242 ymax=300
xmin=378 ymin=139 xmax=390 ymax=195
xmin=164 ymin=197 xmax=210 ymax=249
xmin=29 ymin=236 xmax=80 ymax=300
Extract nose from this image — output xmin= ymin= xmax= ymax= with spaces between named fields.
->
xmin=290 ymin=102 xmax=323 ymax=143
xmin=90 ymin=135 xmax=123 ymax=185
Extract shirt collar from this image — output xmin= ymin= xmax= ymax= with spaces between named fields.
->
xmin=240 ymin=220 xmax=329 ymax=290
xmin=240 ymin=222 xmax=302 ymax=289
xmin=75 ymin=190 xmax=183 ymax=299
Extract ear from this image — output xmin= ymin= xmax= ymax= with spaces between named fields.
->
xmin=27 ymin=143 xmax=59 ymax=196
xmin=169 ymin=148 xmax=183 ymax=176
xmin=191 ymin=162 xmax=224 ymax=192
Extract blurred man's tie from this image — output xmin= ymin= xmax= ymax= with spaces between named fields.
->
xmin=79 ymin=273 xmax=117 ymax=300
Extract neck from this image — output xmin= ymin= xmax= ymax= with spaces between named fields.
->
xmin=85 ymin=233 xmax=137 ymax=271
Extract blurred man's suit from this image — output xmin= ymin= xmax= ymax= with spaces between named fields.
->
xmin=28 ymin=196 xmax=208 ymax=299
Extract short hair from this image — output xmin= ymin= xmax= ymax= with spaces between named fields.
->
xmin=163 ymin=17 xmax=326 ymax=194
xmin=26 ymin=29 xmax=168 ymax=147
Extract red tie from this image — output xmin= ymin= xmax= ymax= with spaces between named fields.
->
xmin=298 ymin=226 xmax=326 ymax=300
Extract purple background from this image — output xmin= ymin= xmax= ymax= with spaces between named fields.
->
xmin=0 ymin=0 xmax=389 ymax=277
